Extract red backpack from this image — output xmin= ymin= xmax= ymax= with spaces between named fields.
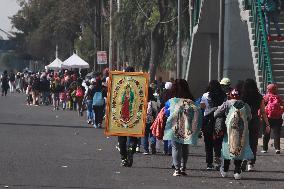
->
xmin=265 ymin=94 xmax=283 ymax=119
xmin=76 ymin=87 xmax=84 ymax=97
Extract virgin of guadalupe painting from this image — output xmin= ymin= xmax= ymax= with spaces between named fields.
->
xmin=120 ymin=84 xmax=134 ymax=123
xmin=105 ymin=71 xmax=149 ymax=137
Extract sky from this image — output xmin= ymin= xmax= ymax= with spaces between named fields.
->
xmin=0 ymin=0 xmax=20 ymax=39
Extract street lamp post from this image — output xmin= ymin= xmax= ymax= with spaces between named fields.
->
xmin=218 ymin=0 xmax=225 ymax=81
xmin=109 ymin=0 xmax=113 ymax=71
xmin=177 ymin=0 xmax=181 ymax=79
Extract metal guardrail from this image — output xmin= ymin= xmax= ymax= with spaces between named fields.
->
xmin=190 ymin=0 xmax=202 ymax=35
xmin=244 ymin=0 xmax=274 ymax=93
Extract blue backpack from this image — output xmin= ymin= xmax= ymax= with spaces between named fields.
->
xmin=93 ymin=91 xmax=104 ymax=106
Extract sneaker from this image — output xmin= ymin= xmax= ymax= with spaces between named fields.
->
xmin=87 ymin=120 xmax=92 ymax=124
xmin=207 ymin=164 xmax=215 ymax=170
xmin=97 ymin=123 xmax=102 ymax=128
xmin=173 ymin=170 xmax=181 ymax=176
xmin=121 ymin=159 xmax=128 ymax=167
xmin=127 ymin=147 xmax=134 ymax=167
xmin=150 ymin=144 xmax=156 ymax=154
xmin=241 ymin=162 xmax=247 ymax=172
xmin=248 ymin=164 xmax=254 ymax=172
xmin=220 ymin=168 xmax=228 ymax=178
xmin=93 ymin=124 xmax=97 ymax=128
xmin=115 ymin=143 xmax=120 ymax=152
xmin=180 ymin=168 xmax=188 ymax=176
xmin=261 ymin=150 xmax=268 ymax=153
xmin=276 ymin=150 xmax=280 ymax=154
xmin=143 ymin=151 xmax=149 ymax=155
xmin=135 ymin=146 xmax=140 ymax=153
xmin=234 ymin=173 xmax=242 ymax=180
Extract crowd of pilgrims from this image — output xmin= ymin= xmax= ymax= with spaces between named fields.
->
xmin=1 ymin=67 xmax=283 ymax=180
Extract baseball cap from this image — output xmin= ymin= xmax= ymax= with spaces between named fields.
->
xmin=220 ymin=78 xmax=231 ymax=86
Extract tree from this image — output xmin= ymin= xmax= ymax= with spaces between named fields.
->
xmin=114 ymin=0 xmax=190 ymax=81
xmin=10 ymin=0 xmax=101 ymax=63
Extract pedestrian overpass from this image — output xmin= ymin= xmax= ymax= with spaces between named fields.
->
xmin=185 ymin=0 xmax=284 ymax=99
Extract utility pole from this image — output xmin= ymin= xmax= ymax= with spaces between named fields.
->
xmin=117 ymin=0 xmax=120 ymax=71
xmin=189 ymin=0 xmax=193 ymax=36
xmin=218 ymin=0 xmax=225 ymax=81
xmin=177 ymin=0 xmax=181 ymax=79
xmin=93 ymin=5 xmax=97 ymax=71
xmin=109 ymin=0 xmax=113 ymax=71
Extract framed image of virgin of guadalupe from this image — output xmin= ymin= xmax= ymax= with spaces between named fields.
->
xmin=105 ymin=71 xmax=149 ymax=137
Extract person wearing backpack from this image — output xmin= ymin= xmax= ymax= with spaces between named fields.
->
xmin=92 ymin=77 xmax=106 ymax=128
xmin=116 ymin=67 xmax=139 ymax=167
xmin=85 ymin=78 xmax=95 ymax=124
xmin=214 ymin=89 xmax=253 ymax=180
xmin=142 ymin=87 xmax=158 ymax=155
xmin=51 ymin=78 xmax=62 ymax=110
xmin=163 ymin=79 xmax=202 ymax=176
xmin=200 ymin=80 xmax=227 ymax=170
xmin=160 ymin=81 xmax=174 ymax=155
xmin=75 ymin=82 xmax=85 ymax=116
xmin=262 ymin=84 xmax=283 ymax=154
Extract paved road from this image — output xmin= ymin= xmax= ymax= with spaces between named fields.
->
xmin=0 ymin=94 xmax=283 ymax=189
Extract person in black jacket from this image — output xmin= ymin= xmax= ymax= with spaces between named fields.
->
xmin=40 ymin=74 xmax=50 ymax=105
xmin=1 ymin=70 xmax=9 ymax=96
xmin=116 ymin=66 xmax=139 ymax=167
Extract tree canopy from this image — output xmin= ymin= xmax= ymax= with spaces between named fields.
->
xmin=10 ymin=0 xmax=190 ymax=79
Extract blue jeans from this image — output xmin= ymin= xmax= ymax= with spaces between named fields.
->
xmin=142 ymin=123 xmax=156 ymax=152
xmin=164 ymin=140 xmax=172 ymax=154
xmin=86 ymin=100 xmax=94 ymax=121
xmin=265 ymin=11 xmax=281 ymax=36
xmin=42 ymin=91 xmax=49 ymax=105
xmin=171 ymin=141 xmax=189 ymax=170
xmin=62 ymin=101 xmax=66 ymax=109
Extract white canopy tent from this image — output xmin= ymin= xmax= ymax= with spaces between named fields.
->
xmin=46 ymin=58 xmax=65 ymax=70
xmin=62 ymin=53 xmax=89 ymax=69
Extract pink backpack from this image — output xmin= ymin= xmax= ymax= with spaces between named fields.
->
xmin=265 ymin=94 xmax=283 ymax=119
xmin=75 ymin=87 xmax=84 ymax=97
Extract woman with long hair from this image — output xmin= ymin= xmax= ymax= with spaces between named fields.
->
xmin=200 ymin=80 xmax=227 ymax=170
xmin=163 ymin=79 xmax=202 ymax=176
xmin=241 ymin=78 xmax=270 ymax=171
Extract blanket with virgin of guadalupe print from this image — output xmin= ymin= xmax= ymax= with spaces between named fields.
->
xmin=163 ymin=98 xmax=202 ymax=145
xmin=222 ymin=101 xmax=254 ymax=160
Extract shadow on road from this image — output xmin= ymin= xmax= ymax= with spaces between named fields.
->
xmin=241 ymin=177 xmax=284 ymax=182
xmin=0 ymin=122 xmax=95 ymax=129
xmin=0 ymin=183 xmax=108 ymax=189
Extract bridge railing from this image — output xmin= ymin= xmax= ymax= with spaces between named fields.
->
xmin=190 ymin=0 xmax=202 ymax=35
xmin=244 ymin=0 xmax=274 ymax=92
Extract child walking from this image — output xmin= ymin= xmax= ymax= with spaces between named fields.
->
xmin=214 ymin=89 xmax=254 ymax=180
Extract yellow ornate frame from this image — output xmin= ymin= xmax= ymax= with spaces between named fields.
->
xmin=104 ymin=71 xmax=149 ymax=137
